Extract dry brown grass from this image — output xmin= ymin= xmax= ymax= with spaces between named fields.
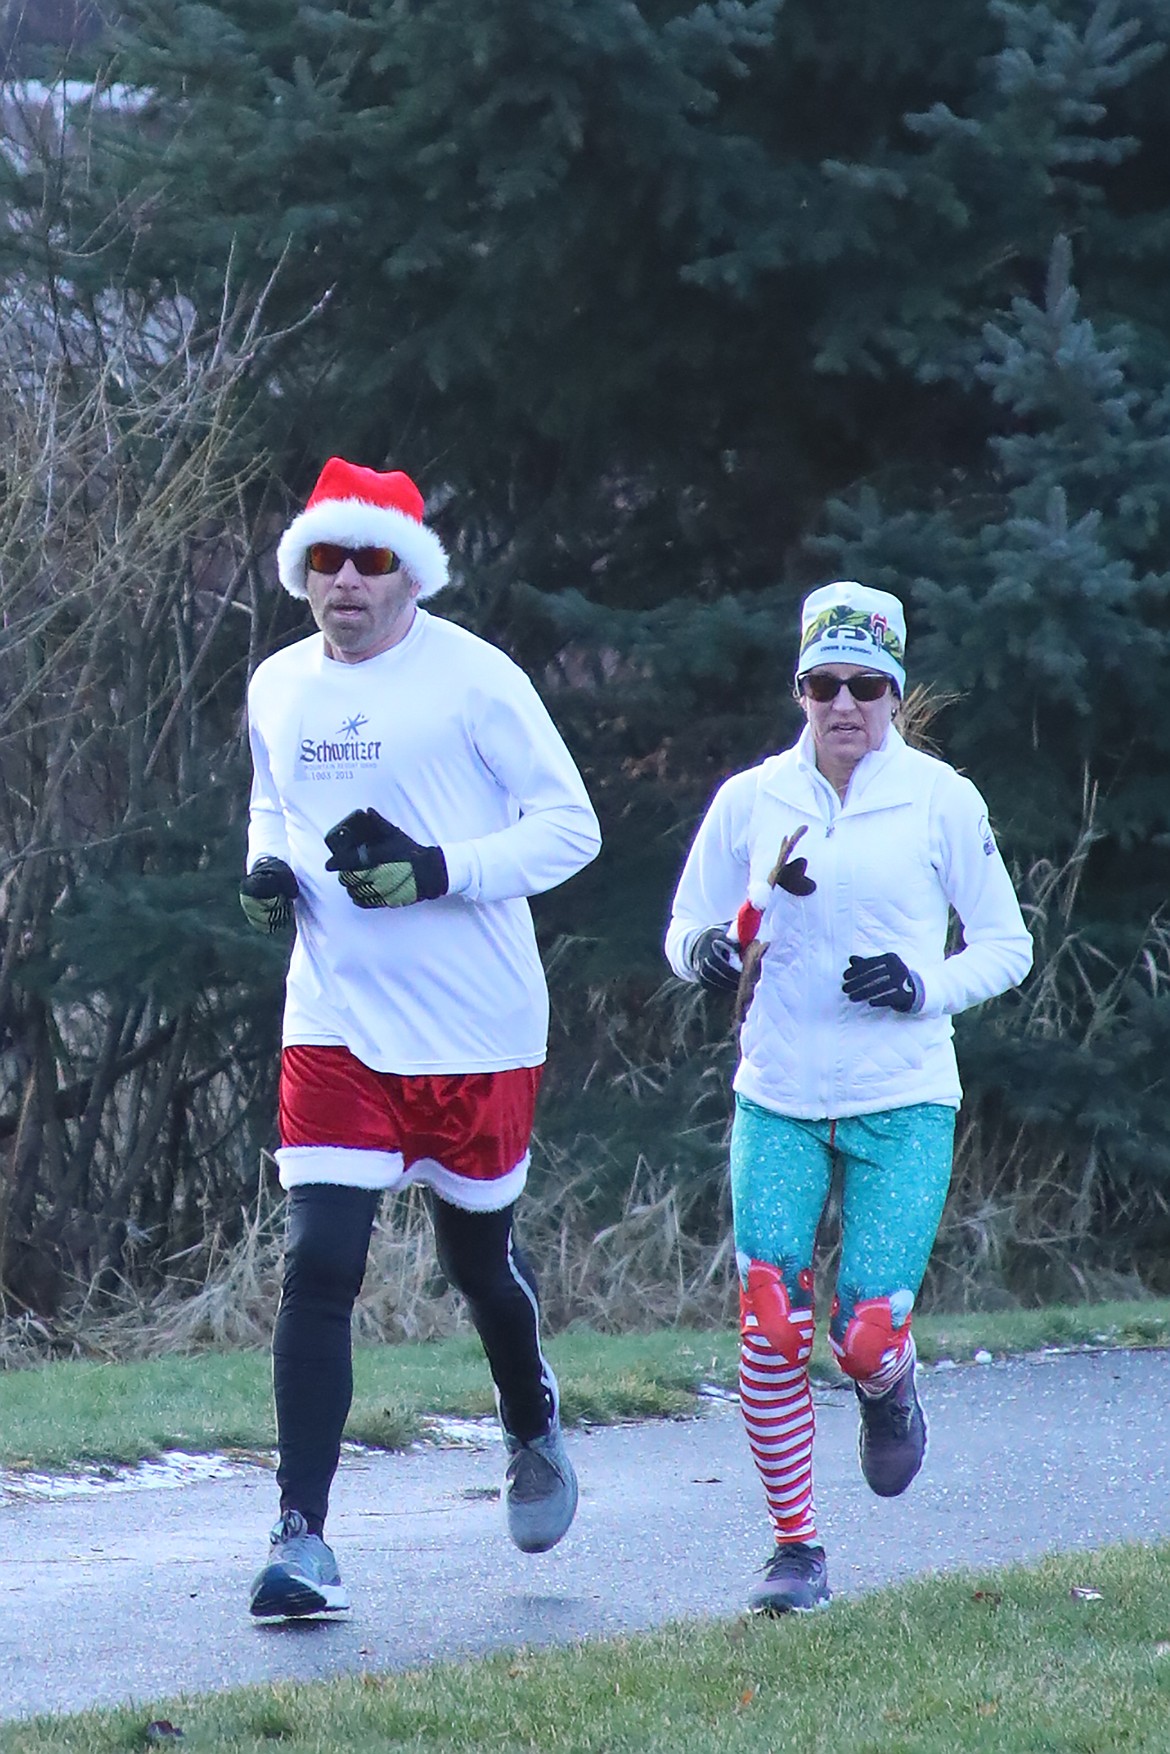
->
xmin=0 ymin=1152 xmax=740 ymax=1366
xmin=4 ymin=775 xmax=1161 ymax=1368
xmin=924 ymin=785 xmax=1170 ymax=1309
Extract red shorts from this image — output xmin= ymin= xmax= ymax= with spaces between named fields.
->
xmin=276 ymin=1044 xmax=543 ymax=1211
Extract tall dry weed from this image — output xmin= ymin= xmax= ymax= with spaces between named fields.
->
xmin=925 ymin=781 xmax=1170 ymax=1307
xmin=3 ymin=741 xmax=1163 ymax=1364
xmin=0 ymin=1144 xmax=739 ymax=1366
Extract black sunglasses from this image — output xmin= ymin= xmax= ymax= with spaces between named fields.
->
xmin=799 ymin=671 xmax=893 ymax=703
xmin=307 ymin=542 xmax=398 ymax=577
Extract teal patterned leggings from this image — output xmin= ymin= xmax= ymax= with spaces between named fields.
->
xmin=729 ymin=1095 xmax=956 ymax=1343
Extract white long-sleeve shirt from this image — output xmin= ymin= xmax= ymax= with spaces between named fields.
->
xmin=665 ymin=726 xmax=1033 ymax=1117
xmin=246 ymin=610 xmax=601 ymax=1073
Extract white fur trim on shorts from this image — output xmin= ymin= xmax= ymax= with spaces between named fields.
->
xmin=275 ymin=1144 xmax=529 ymax=1212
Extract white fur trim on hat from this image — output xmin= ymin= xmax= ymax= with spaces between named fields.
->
xmin=276 ymin=498 xmax=450 ymax=601
xmin=797 ymin=580 xmax=906 ymax=692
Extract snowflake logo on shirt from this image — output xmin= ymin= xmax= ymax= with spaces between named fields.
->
xmin=298 ymin=712 xmax=382 ymax=775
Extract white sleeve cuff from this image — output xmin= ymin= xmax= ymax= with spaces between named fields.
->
xmin=439 ymin=840 xmax=477 ymax=897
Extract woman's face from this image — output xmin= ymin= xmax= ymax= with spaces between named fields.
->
xmin=798 ymin=663 xmax=897 ymax=783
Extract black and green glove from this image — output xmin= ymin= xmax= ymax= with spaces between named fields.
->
xmin=239 ymin=856 xmax=300 ymax=933
xmin=323 ymin=807 xmax=448 ymax=909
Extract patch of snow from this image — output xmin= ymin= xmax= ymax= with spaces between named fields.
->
xmin=422 ymin=1417 xmax=502 ymax=1448
xmin=0 ymin=1449 xmax=259 ymax=1502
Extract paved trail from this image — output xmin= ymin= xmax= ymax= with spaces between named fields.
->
xmin=1 ymin=1350 xmax=1167 ymax=1721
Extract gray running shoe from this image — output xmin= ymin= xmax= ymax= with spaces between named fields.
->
xmin=856 ymin=1366 xmax=927 ymax=1497
xmin=503 ymin=1421 xmax=579 ymax=1554
xmin=249 ymin=1510 xmax=349 ymax=1620
xmin=747 ymin=1541 xmax=831 ymax=1614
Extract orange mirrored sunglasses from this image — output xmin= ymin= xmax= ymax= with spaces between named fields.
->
xmin=307 ymin=542 xmax=398 ymax=577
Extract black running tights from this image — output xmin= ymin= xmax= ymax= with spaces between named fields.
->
xmin=272 ymin=1184 xmax=556 ymax=1533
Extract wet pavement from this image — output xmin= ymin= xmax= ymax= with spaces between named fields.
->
xmin=1 ymin=1348 xmax=1167 ymax=1721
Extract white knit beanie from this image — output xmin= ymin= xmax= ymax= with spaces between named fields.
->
xmin=796 ymin=581 xmax=906 ymax=693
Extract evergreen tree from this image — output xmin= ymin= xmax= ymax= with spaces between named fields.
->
xmin=35 ymin=0 xmax=1156 ymax=597
xmin=811 ymin=234 xmax=1170 ymax=1247
xmin=814 ymin=234 xmax=1170 ymax=880
xmin=69 ymin=0 xmax=781 ymax=541
xmin=2 ymin=0 xmax=1169 ymax=1297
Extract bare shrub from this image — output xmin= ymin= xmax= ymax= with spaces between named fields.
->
xmin=6 ymin=759 xmax=1164 ymax=1362
xmin=0 ymin=264 xmax=297 ymax=1315
xmin=0 ymin=1138 xmax=740 ymax=1365
xmin=925 ymin=788 xmax=1170 ymax=1309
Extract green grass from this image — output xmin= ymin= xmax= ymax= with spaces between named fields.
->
xmin=0 ymin=1329 xmax=734 ymax=1472
xmin=913 ymin=1299 xmax=1170 ymax=1362
xmin=3 ymin=1300 xmax=1169 ymax=1473
xmin=5 ymin=1543 xmax=1170 ymax=1751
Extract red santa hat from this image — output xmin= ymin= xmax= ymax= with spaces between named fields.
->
xmin=276 ymin=457 xmax=450 ymax=601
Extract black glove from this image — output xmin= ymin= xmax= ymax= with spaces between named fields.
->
xmin=690 ymin=925 xmax=743 ymax=994
xmin=239 ymin=856 xmax=300 ymax=934
xmin=323 ymin=807 xmax=448 ymax=909
xmin=842 ymin=952 xmax=922 ymax=1014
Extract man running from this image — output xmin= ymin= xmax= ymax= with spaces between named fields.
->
xmin=240 ymin=457 xmax=601 ymax=1619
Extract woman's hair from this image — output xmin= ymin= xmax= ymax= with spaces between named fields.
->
xmin=893 ymin=682 xmax=959 ymax=753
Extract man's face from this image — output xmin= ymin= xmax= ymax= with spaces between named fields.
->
xmin=305 ymin=554 xmax=421 ymax=663
xmin=798 ymin=663 xmax=897 ymax=776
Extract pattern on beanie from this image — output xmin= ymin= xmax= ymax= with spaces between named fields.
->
xmin=799 ymin=603 xmax=904 ymax=666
